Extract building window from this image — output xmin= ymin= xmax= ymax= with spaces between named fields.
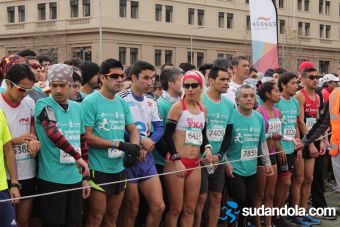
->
xmin=298 ymin=22 xmax=303 ymax=36
xmin=326 ymin=25 xmax=331 ymax=38
xmin=155 ymin=4 xmax=162 ymax=21
xmin=38 ymin=3 xmax=46 ymax=20
xmin=279 ymin=0 xmax=284 ymax=8
xmin=197 ymin=52 xmax=204 ymax=67
xmin=279 ymin=19 xmax=285 ymax=34
xmin=72 ymin=47 xmax=91 ymax=61
xmin=120 ymin=0 xmax=127 ymax=18
xmin=320 ymin=24 xmax=324 ymax=38
xmin=304 ymin=0 xmax=309 ymax=11
xmin=197 ymin=9 xmax=204 ymax=26
xmin=119 ymin=47 xmax=126 ymax=65
xmin=227 ymin=13 xmax=233 ymax=29
xmin=165 ymin=5 xmax=173 ymax=22
xmin=49 ymin=2 xmax=57 ymax=20
xmin=155 ymin=49 xmax=162 ymax=66
xmin=319 ymin=60 xmax=330 ymax=73
xmin=319 ymin=0 xmax=324 ymax=14
xmin=325 ymin=1 xmax=330 ymax=15
xmin=165 ymin=50 xmax=173 ymax=64
xmin=70 ymin=0 xmax=79 ymax=18
xmin=218 ymin=12 xmax=224 ymax=28
xmin=245 ymin=0 xmax=249 ymax=4
xmin=305 ymin=22 xmax=310 ymax=36
xmin=130 ymin=48 xmax=138 ymax=65
xmin=246 ymin=15 xmax=251 ymax=31
xmin=188 ymin=8 xmax=195 ymax=25
xmin=83 ymin=0 xmax=90 ymax=17
xmin=298 ymin=0 xmax=302 ymax=11
xmin=217 ymin=53 xmax=224 ymax=58
xmin=7 ymin=6 xmax=15 ymax=23
xmin=131 ymin=1 xmax=139 ymax=19
xmin=18 ymin=5 xmax=25 ymax=22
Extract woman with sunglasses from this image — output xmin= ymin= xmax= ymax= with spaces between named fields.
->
xmin=163 ymin=70 xmax=212 ymax=227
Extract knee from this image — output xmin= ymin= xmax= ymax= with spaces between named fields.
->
xmin=294 ymin=174 xmax=304 ymax=185
xmin=265 ymin=191 xmax=275 ymax=201
xmin=168 ymin=206 xmax=182 ymax=217
xmin=105 ymin=209 xmax=119 ymax=222
xmin=89 ymin=209 xmax=105 ymax=224
xmin=150 ymin=201 xmax=165 ymax=215
xmin=209 ymin=192 xmax=222 ymax=205
xmin=126 ymin=200 xmax=139 ymax=217
xmin=283 ymin=178 xmax=292 ymax=188
xmin=196 ymin=194 xmax=207 ymax=207
xmin=304 ymin=175 xmax=313 ymax=185
xmin=182 ymin=204 xmax=197 ymax=216
xmin=255 ymin=190 xmax=265 ymax=202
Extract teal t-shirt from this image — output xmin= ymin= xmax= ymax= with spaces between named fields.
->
xmin=34 ymin=85 xmax=44 ymax=93
xmin=79 ymin=91 xmax=87 ymax=99
xmin=275 ymin=97 xmax=299 ymax=154
xmin=227 ymin=109 xmax=266 ymax=176
xmin=153 ymin=96 xmax=173 ymax=166
xmin=203 ymin=93 xmax=234 ymax=157
xmin=35 ymin=97 xmax=84 ymax=184
xmin=256 ymin=94 xmax=263 ymax=107
xmin=82 ymin=91 xmax=134 ymax=174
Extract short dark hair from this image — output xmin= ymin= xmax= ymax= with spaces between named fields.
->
xmin=99 ymin=58 xmax=123 ymax=75
xmin=64 ymin=58 xmax=82 ymax=67
xmin=37 ymin=55 xmax=51 ymax=64
xmin=160 ymin=63 xmax=174 ymax=71
xmin=257 ymin=81 xmax=276 ymax=102
xmin=301 ymin=67 xmax=317 ymax=77
xmin=212 ymin=58 xmax=231 ymax=70
xmin=231 ymin=56 xmax=249 ymax=66
xmin=249 ymin=67 xmax=258 ymax=74
xmin=6 ymin=63 xmax=35 ymax=84
xmin=80 ymin=61 xmax=100 ymax=85
xmin=199 ymin=63 xmax=213 ymax=76
xmin=160 ymin=66 xmax=182 ymax=91
xmin=130 ymin=61 xmax=155 ymax=79
xmin=72 ymin=70 xmax=83 ymax=84
xmin=274 ymin=67 xmax=287 ymax=75
xmin=278 ymin=72 xmax=298 ymax=92
xmin=16 ymin=49 xmax=36 ymax=57
xmin=178 ymin=63 xmax=196 ymax=73
xmin=208 ymin=66 xmax=228 ymax=80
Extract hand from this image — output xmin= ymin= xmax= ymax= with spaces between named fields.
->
xmin=13 ymin=133 xmax=37 ymax=145
xmin=324 ymin=138 xmax=330 ymax=148
xmin=226 ymin=164 xmax=234 ymax=178
xmin=277 ymin=151 xmax=287 ymax=165
xmin=28 ymin=140 xmax=41 ymax=157
xmin=82 ymin=180 xmax=91 ymax=199
xmin=309 ymin=143 xmax=318 ymax=158
xmin=201 ymin=149 xmax=212 ymax=165
xmin=174 ymin=160 xmax=186 ymax=178
xmin=76 ymin=158 xmax=89 ymax=177
xmin=141 ymin=138 xmax=155 ymax=152
xmin=211 ymin=155 xmax=220 ymax=165
xmin=296 ymin=150 xmax=303 ymax=161
xmin=9 ymin=187 xmax=20 ymax=204
xmin=265 ymin=165 xmax=274 ymax=176
xmin=319 ymin=141 xmax=326 ymax=156
xmin=271 ymin=133 xmax=282 ymax=141
xmin=294 ymin=139 xmax=304 ymax=151
xmin=138 ymin=149 xmax=148 ymax=163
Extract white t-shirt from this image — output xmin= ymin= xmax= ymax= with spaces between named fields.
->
xmin=118 ymin=89 xmax=162 ymax=137
xmin=223 ymin=80 xmax=243 ymax=104
xmin=0 ymin=94 xmax=36 ymax=180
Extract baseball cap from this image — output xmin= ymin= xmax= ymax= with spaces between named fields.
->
xmin=322 ymin=74 xmax=339 ymax=83
xmin=298 ymin=61 xmax=315 ymax=73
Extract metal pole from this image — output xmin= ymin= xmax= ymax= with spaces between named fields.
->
xmin=190 ymin=28 xmax=193 ymax=64
xmin=99 ymin=0 xmax=103 ymax=64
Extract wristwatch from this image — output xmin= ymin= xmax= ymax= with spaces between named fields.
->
xmin=10 ymin=183 xmax=22 ymax=190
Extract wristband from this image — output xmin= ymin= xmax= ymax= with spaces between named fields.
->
xmin=10 ymin=183 xmax=22 ymax=190
xmin=170 ymin=153 xmax=181 ymax=161
xmin=281 ymin=136 xmax=294 ymax=142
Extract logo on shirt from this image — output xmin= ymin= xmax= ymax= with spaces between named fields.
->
xmin=234 ymin=132 xmax=243 ymax=143
xmin=18 ymin=118 xmax=30 ymax=124
xmin=99 ymin=118 xmax=110 ymax=131
xmin=128 ymin=101 xmax=135 ymax=107
xmin=147 ymin=101 xmax=153 ymax=107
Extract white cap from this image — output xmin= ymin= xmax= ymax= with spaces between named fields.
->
xmin=322 ymin=74 xmax=339 ymax=83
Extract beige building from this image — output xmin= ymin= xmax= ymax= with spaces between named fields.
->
xmin=0 ymin=0 xmax=340 ymax=73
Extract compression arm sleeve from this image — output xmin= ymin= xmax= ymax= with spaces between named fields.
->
xmin=200 ymin=123 xmax=210 ymax=153
xmin=39 ymin=107 xmax=81 ymax=160
xmin=164 ymin=120 xmax=178 ymax=156
xmin=259 ymin=141 xmax=271 ymax=167
xmin=219 ymin=124 xmax=233 ymax=156
xmin=150 ymin=121 xmax=164 ymax=142
xmin=80 ymin=133 xmax=88 ymax=163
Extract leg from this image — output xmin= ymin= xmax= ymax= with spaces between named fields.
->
xmin=139 ymin=176 xmax=165 ymax=227
xmin=207 ymin=192 xmax=222 ymax=227
xmin=164 ymin=161 xmax=185 ymax=227
xmin=300 ymin=158 xmax=315 ymax=209
xmin=180 ymin=168 xmax=201 ymax=227
xmin=290 ymin=157 xmax=304 ymax=208
xmin=274 ymin=174 xmax=292 ymax=208
xmin=15 ymin=198 xmax=33 ymax=227
xmin=253 ymin=167 xmax=266 ymax=227
xmin=263 ymin=165 xmax=277 ymax=227
xmin=86 ymin=190 xmax=107 ymax=227
xmin=331 ymin=155 xmax=340 ymax=188
xmin=194 ymin=193 xmax=207 ymax=227
xmin=311 ymin=155 xmax=327 ymax=208
xmin=227 ymin=174 xmax=247 ymax=227
xmin=123 ymin=183 xmax=140 ymax=227
xmin=102 ymin=192 xmax=124 ymax=227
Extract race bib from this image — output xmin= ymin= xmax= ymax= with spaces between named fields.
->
xmin=185 ymin=129 xmax=203 ymax=146
xmin=207 ymin=128 xmax=225 ymax=142
xmin=241 ymin=148 xmax=258 ymax=160
xmin=14 ymin=143 xmax=30 ymax=161
xmin=60 ymin=147 xmax=80 ymax=164
xmin=284 ymin=128 xmax=296 ymax=138
xmin=108 ymin=148 xmax=124 ymax=159
xmin=268 ymin=118 xmax=281 ymax=135
xmin=306 ymin=118 xmax=316 ymax=131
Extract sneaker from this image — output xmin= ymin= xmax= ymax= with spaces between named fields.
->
xmin=291 ymin=217 xmax=312 ymax=226
xmin=303 ymin=215 xmax=321 ymax=225
xmin=273 ymin=217 xmax=290 ymax=227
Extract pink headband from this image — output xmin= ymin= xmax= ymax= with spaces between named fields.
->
xmin=183 ymin=71 xmax=203 ymax=87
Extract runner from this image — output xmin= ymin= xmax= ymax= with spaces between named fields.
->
xmin=294 ymin=67 xmax=323 ymax=225
xmin=68 ymin=69 xmax=83 ymax=102
xmin=83 ymin=58 xmax=140 ymax=227
xmin=0 ymin=64 xmax=40 ymax=227
xmin=163 ymin=70 xmax=212 ymax=227
xmin=194 ymin=66 xmax=234 ymax=227
xmin=118 ymin=61 xmax=165 ymax=227
xmin=273 ymin=72 xmax=301 ymax=227
xmin=254 ymin=81 xmax=281 ymax=227
xmin=225 ymin=84 xmax=273 ymax=227
xmin=79 ymin=61 xmax=100 ymax=99
xmin=35 ymin=64 xmax=90 ymax=226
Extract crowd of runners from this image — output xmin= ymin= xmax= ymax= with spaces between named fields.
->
xmin=0 ymin=49 xmax=339 ymax=227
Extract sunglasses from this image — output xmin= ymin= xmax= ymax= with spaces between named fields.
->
xmin=29 ymin=63 xmax=42 ymax=70
xmin=183 ymin=83 xmax=200 ymax=89
xmin=105 ymin=73 xmax=125 ymax=80
xmin=305 ymin=75 xmax=321 ymax=80
xmin=9 ymin=80 xmax=33 ymax=92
